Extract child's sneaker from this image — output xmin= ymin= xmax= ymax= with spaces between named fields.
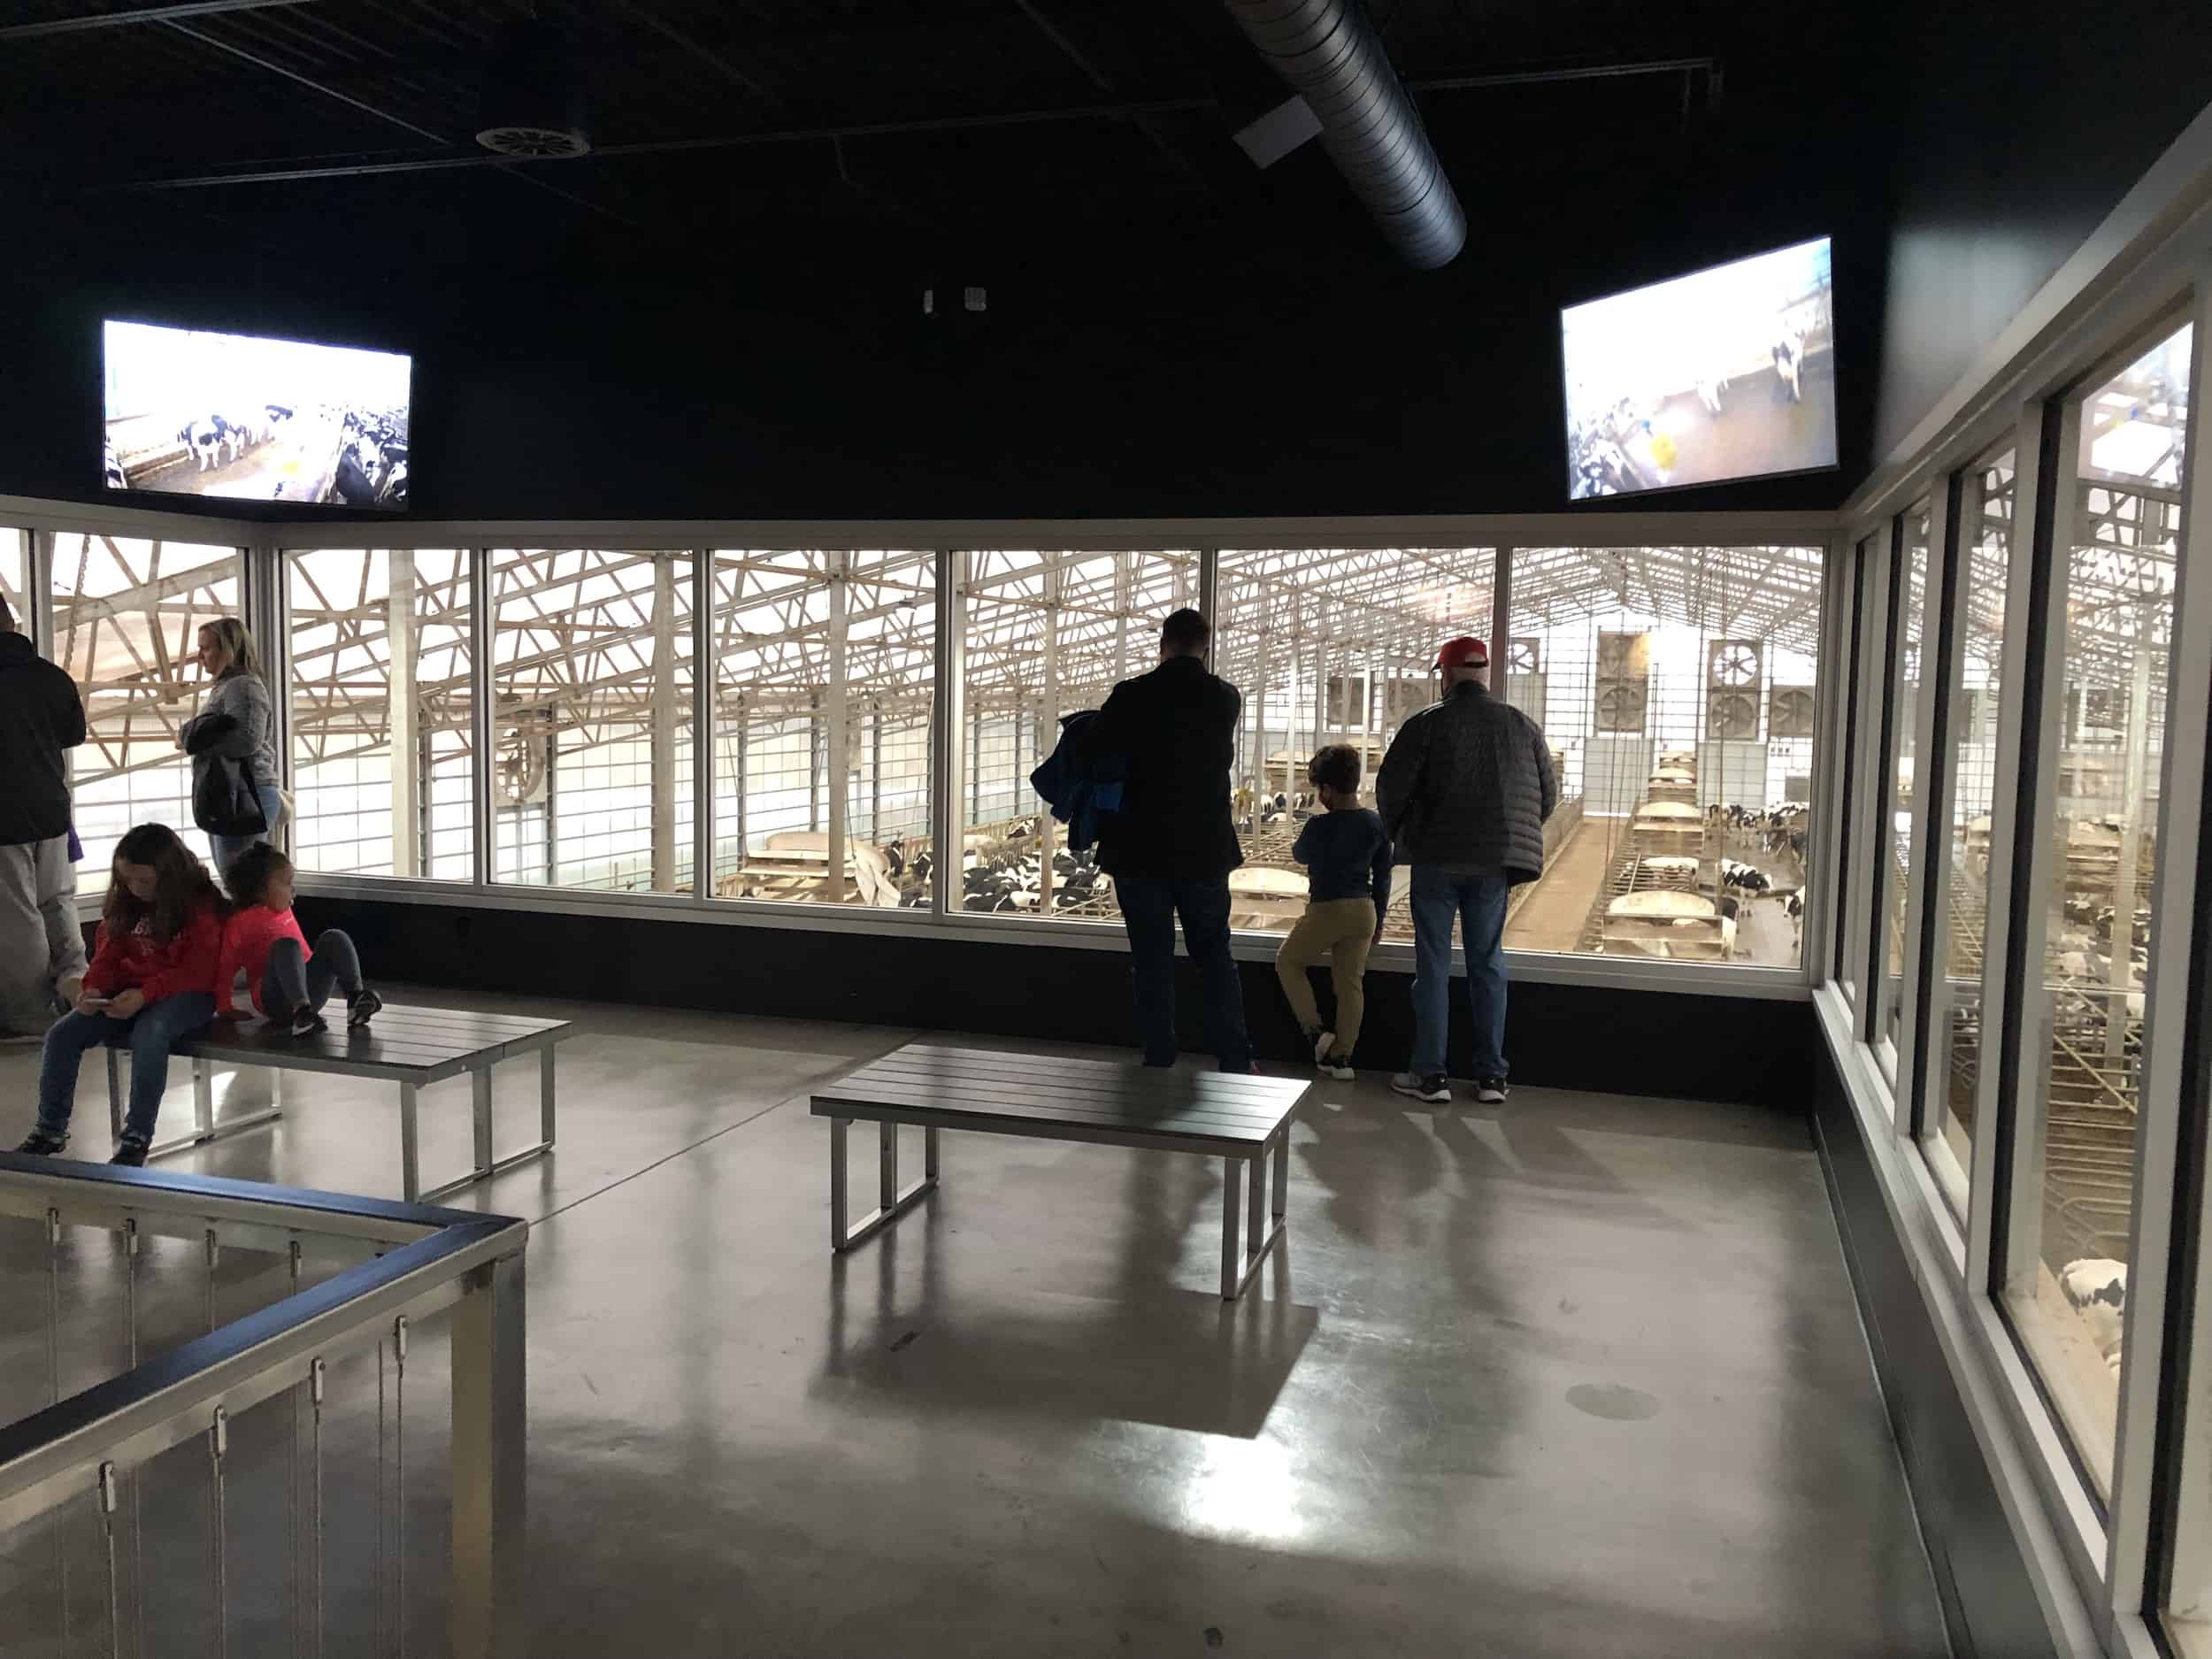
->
xmin=287 ymin=1006 xmax=329 ymax=1038
xmin=347 ymin=987 xmax=383 ymax=1029
xmin=110 ymin=1135 xmax=150 ymax=1168
xmin=14 ymin=1127 xmax=67 ymax=1156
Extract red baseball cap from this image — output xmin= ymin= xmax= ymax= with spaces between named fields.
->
xmin=1433 ymin=636 xmax=1489 ymax=668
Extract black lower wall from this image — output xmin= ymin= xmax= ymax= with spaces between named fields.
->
xmin=1813 ymin=1028 xmax=2055 ymax=1659
xmin=286 ymin=896 xmax=1814 ymax=1108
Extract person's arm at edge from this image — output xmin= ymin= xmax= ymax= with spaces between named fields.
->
xmin=1369 ymin=815 xmax=1393 ymax=936
xmin=1533 ymin=720 xmax=1559 ymax=822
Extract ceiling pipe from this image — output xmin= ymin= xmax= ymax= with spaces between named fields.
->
xmin=1221 ymin=0 xmax=1465 ymax=268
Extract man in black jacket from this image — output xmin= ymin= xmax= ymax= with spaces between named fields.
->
xmin=1082 ymin=608 xmax=1251 ymax=1072
xmin=1375 ymin=636 xmax=1556 ymax=1105
xmin=0 ymin=593 xmax=89 ymax=1035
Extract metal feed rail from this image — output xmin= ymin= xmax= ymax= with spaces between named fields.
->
xmin=0 ymin=1156 xmax=528 ymax=1659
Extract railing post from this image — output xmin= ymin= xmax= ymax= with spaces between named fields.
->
xmin=449 ymin=1249 xmax=526 ymax=1659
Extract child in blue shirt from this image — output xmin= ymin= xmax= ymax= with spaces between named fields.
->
xmin=1275 ymin=744 xmax=1392 ymax=1079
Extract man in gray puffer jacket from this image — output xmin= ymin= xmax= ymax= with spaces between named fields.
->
xmin=1375 ymin=636 xmax=1556 ymax=1105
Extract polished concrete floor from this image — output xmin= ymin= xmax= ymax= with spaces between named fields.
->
xmin=2 ymin=991 xmax=1950 ymax=1657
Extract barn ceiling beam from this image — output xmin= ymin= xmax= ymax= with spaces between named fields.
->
xmin=119 ymin=96 xmax=1221 ymax=189
xmin=0 ymin=0 xmax=313 ymax=42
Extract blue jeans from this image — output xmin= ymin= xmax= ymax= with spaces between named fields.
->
xmin=1116 ymin=875 xmax=1252 ymax=1073
xmin=1409 ymin=867 xmax=1511 ymax=1081
xmin=37 ymin=993 xmax=219 ymax=1144
xmin=209 ymin=784 xmax=284 ymax=880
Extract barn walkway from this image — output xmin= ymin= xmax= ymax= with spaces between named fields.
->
xmin=2 ymin=996 xmax=1946 ymax=1658
xmin=1504 ymin=815 xmax=1617 ymax=953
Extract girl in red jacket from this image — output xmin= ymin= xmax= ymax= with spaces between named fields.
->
xmin=216 ymin=844 xmax=380 ymax=1037
xmin=15 ymin=824 xmax=224 ymax=1166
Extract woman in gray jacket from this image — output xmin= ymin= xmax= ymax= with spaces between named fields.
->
xmin=180 ymin=616 xmax=282 ymax=877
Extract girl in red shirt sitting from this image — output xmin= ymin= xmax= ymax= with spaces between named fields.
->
xmin=216 ymin=844 xmax=381 ymax=1038
xmin=16 ymin=823 xmax=224 ymax=1165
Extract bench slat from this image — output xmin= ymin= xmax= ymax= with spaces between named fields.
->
xmin=337 ymin=1007 xmax=568 ymax=1039
xmin=843 ymin=1059 xmax=1294 ymax=1125
xmin=891 ymin=1041 xmax=1298 ymax=1102
xmin=860 ymin=1047 xmax=1303 ymax=1106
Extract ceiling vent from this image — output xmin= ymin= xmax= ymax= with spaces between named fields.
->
xmin=477 ymin=19 xmax=590 ymax=158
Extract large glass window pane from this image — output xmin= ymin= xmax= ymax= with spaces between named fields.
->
xmin=50 ymin=534 xmax=242 ymax=874
xmin=1923 ymin=453 xmax=2016 ymax=1206
xmin=711 ymin=549 xmax=934 ymax=906
xmin=1875 ymin=503 xmax=1932 ymax=1062
xmin=1501 ymin=545 xmax=1822 ymax=967
xmin=2007 ymin=323 xmax=2191 ymax=1499
xmin=957 ymin=549 xmax=1190 ymax=921
xmin=484 ymin=549 xmax=694 ymax=894
xmin=0 ymin=530 xmax=25 ymax=634
xmin=288 ymin=549 xmax=475 ymax=879
xmin=1215 ymin=548 xmax=1491 ymax=936
xmin=1836 ymin=537 xmax=1876 ymax=998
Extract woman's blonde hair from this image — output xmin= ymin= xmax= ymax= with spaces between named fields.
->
xmin=199 ymin=616 xmax=264 ymax=680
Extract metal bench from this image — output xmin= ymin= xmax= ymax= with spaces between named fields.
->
xmin=106 ymin=1004 xmax=573 ymax=1202
xmin=810 ymin=1041 xmax=1310 ymax=1300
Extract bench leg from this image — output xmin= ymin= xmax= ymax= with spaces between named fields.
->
xmin=1221 ymin=1156 xmax=1242 ymax=1300
xmin=416 ymin=1055 xmax=562 ymax=1207
xmin=400 ymin=1083 xmax=421 ymax=1203
xmin=830 ymin=1119 xmax=940 ymax=1254
xmin=472 ymin=1067 xmax=495 ymax=1175
xmin=129 ymin=1053 xmax=283 ymax=1165
xmin=540 ymin=1047 xmax=557 ymax=1148
xmin=1221 ymin=1134 xmax=1289 ymax=1302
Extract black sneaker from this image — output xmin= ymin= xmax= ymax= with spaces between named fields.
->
xmin=347 ymin=987 xmax=383 ymax=1029
xmin=1391 ymin=1072 xmax=1450 ymax=1103
xmin=288 ymin=1007 xmax=329 ymax=1038
xmin=14 ymin=1127 xmax=68 ymax=1156
xmin=110 ymin=1136 xmax=150 ymax=1168
xmin=1474 ymin=1078 xmax=1509 ymax=1104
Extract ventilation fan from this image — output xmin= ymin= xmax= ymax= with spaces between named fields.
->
xmin=1594 ymin=682 xmax=1647 ymax=733
xmin=2084 ymin=687 xmax=2130 ymax=729
xmin=1597 ymin=631 xmax=1649 ymax=680
xmin=1769 ymin=687 xmax=1816 ymax=739
xmin=1706 ymin=689 xmax=1761 ymax=741
xmin=1507 ymin=638 xmax=1540 ymax=674
xmin=496 ymin=727 xmax=549 ymax=806
xmin=477 ymin=19 xmax=590 ymax=158
xmin=1708 ymin=640 xmax=1763 ymax=688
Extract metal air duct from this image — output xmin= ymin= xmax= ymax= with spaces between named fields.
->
xmin=1222 ymin=0 xmax=1465 ymax=268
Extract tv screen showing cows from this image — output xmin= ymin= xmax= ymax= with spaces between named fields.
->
xmin=103 ymin=320 xmax=411 ymax=510
xmin=1563 ymin=237 xmax=1836 ymax=500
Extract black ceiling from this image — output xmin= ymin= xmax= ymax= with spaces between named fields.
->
xmin=4 ymin=0 xmax=1874 ymax=275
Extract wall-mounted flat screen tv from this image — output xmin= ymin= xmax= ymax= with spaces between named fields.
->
xmin=103 ymin=319 xmax=411 ymax=510
xmin=1563 ymin=236 xmax=1834 ymax=501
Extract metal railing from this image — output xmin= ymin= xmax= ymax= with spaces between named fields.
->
xmin=0 ymin=1155 xmax=527 ymax=1659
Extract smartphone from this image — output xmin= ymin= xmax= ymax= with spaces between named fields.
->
xmin=81 ymin=995 xmax=112 ymax=1010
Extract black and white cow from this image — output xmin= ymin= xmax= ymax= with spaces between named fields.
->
xmin=178 ymin=418 xmax=229 ymax=472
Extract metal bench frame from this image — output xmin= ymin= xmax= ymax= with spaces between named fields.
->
xmin=815 ymin=1046 xmax=1304 ymax=1301
xmin=104 ymin=1012 xmax=569 ymax=1203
